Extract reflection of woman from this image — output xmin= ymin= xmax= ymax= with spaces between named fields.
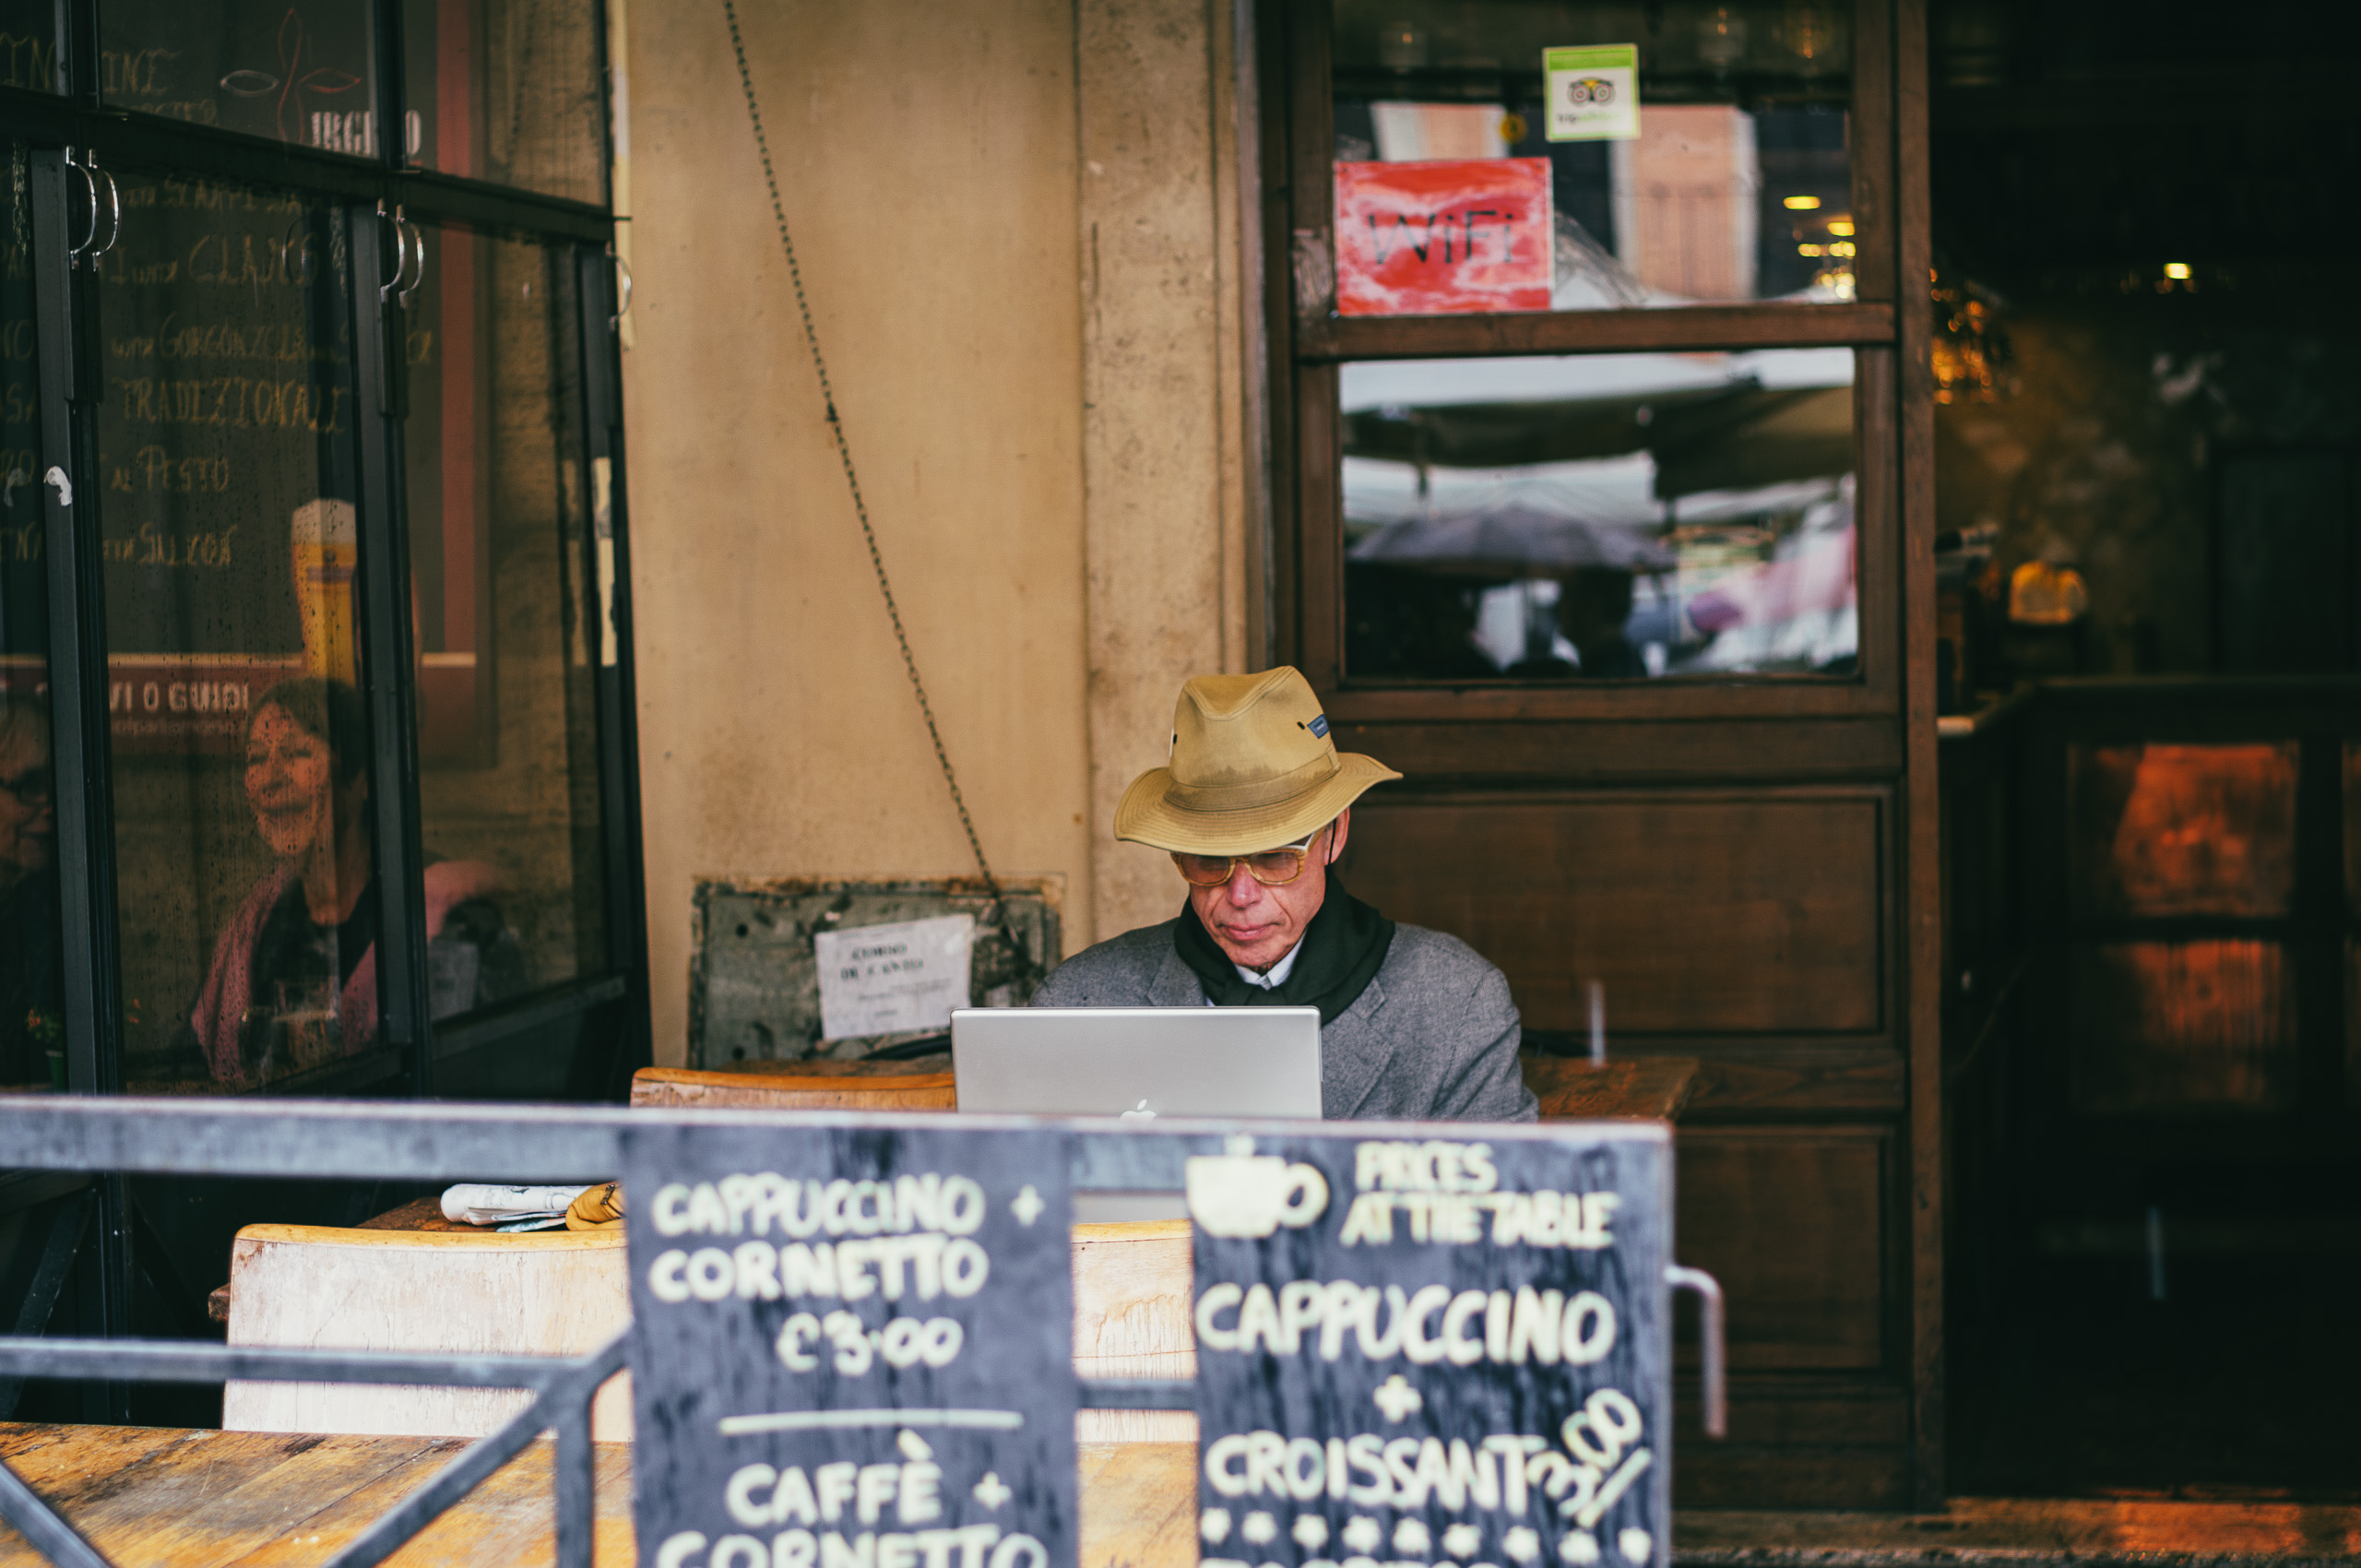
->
xmin=187 ymin=678 xmax=504 ymax=1084
xmin=0 ymin=696 xmax=63 ymax=1086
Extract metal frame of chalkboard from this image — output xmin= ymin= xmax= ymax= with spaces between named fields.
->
xmin=0 ymin=1098 xmax=1728 ymax=1568
xmin=0 ymin=2 xmax=649 ymax=1410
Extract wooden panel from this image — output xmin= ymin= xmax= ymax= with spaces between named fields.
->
xmin=1679 ymin=1051 xmax=1906 ymax=1118
xmin=1672 ymin=1443 xmax=1912 ymax=1510
xmin=1298 ymin=302 xmax=1898 ymax=361
xmin=1347 ymin=794 xmax=1884 ymax=1035
xmin=1675 ymin=1129 xmax=1889 ymax=1372
xmin=1333 ymin=717 xmax=1904 ymax=778
xmin=2070 ymin=940 xmax=2300 ymax=1115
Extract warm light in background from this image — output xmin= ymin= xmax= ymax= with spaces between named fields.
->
xmin=1784 ymin=195 xmax=1822 ymax=209
xmin=2165 ymin=262 xmax=2191 ymax=279
xmin=1797 ymin=243 xmax=1825 ymax=256
xmin=1828 ymin=219 xmax=1856 ymax=237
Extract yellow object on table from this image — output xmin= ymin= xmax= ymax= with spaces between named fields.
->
xmin=566 ymin=1182 xmax=625 ymax=1230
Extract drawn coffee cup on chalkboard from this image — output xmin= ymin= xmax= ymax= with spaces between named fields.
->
xmin=1185 ymin=1154 xmax=1330 ymax=1238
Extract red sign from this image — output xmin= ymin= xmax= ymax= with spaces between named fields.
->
xmin=0 ymin=655 xmax=305 ymax=755
xmin=1335 ymin=158 xmax=1553 ymax=316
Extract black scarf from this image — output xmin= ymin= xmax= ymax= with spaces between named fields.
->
xmin=1174 ymin=876 xmax=1394 ymax=1025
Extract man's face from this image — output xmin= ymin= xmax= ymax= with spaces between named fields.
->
xmin=1185 ymin=809 xmax=1351 ymax=972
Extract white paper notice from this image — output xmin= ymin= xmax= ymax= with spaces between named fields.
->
xmin=813 ymin=914 xmax=975 ymax=1040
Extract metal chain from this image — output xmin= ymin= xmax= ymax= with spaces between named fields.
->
xmin=720 ymin=1 xmax=1037 ymax=989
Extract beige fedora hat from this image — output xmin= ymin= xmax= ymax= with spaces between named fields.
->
xmin=1114 ymin=667 xmax=1401 ymax=855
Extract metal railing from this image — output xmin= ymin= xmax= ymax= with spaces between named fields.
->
xmin=0 ymin=1098 xmax=1725 ymax=1568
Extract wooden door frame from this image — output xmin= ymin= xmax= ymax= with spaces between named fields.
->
xmin=1256 ymin=0 xmax=1946 ymax=1503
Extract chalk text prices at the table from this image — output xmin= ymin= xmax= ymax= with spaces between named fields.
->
xmin=647 ymin=1172 xmax=1003 ymax=1374
xmin=1196 ymin=1140 xmax=1657 ymax=1568
xmin=640 ymin=1169 xmax=1059 ymax=1568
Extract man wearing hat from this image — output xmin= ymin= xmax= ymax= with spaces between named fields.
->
xmin=1033 ymin=667 xmax=1537 ymax=1122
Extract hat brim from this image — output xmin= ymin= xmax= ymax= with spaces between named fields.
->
xmin=1113 ymin=752 xmax=1403 ymax=856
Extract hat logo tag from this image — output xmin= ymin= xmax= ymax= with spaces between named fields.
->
xmin=1305 ymin=714 xmax=1330 ymax=739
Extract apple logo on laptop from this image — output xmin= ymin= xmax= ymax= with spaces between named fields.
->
xmin=1119 ymin=1099 xmax=1157 ymax=1121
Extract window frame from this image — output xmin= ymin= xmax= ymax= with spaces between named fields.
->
xmin=1267 ymin=0 xmax=1908 ymax=722
xmin=0 ymin=0 xmax=648 ymax=1106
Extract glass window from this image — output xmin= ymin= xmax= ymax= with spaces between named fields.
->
xmin=96 ymin=172 xmax=378 ymax=1093
xmin=1 ymin=154 xmax=61 ymax=1089
xmin=403 ymin=0 xmax=608 ymax=207
xmin=1333 ymin=0 xmax=1853 ymax=311
xmin=404 ymin=223 xmax=608 ymax=1019
xmin=101 ymin=2 xmax=383 ymax=155
xmin=0 ymin=4 xmax=61 ymax=94
xmin=1342 ymin=347 xmax=1857 ymax=679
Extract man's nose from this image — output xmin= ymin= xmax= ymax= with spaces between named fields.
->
xmin=1225 ymin=864 xmax=1261 ymax=905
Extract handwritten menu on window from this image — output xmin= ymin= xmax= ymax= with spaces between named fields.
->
xmin=1189 ymin=1128 xmax=1671 ymax=1568
xmin=623 ymin=1123 xmax=1079 ymax=1568
xmin=90 ymin=174 xmax=363 ymax=751
xmin=1335 ymin=159 xmax=1553 ymax=317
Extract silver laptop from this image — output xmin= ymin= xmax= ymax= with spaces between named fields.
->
xmin=950 ymin=1005 xmax=1323 ymax=1119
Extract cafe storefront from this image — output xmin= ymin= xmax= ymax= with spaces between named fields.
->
xmin=0 ymin=0 xmax=2353 ymax=1557
xmin=0 ymin=0 xmax=647 ymax=1408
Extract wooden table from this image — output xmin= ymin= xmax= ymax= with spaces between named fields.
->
xmin=630 ymin=1055 xmax=955 ymax=1111
xmin=0 ymin=1425 xmax=1194 ymax=1568
xmin=627 ymin=1051 xmax=1699 ymax=1120
xmin=7 ymin=1424 xmax=2355 ymax=1567
xmin=1519 ymin=1052 xmax=1700 ymax=1121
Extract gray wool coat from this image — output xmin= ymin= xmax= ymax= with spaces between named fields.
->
xmin=1030 ymin=919 xmax=1539 ymax=1123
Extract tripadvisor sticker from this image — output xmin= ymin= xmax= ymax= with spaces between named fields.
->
xmin=1545 ymin=45 xmax=1639 ymax=142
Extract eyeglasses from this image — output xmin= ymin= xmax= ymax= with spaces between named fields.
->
xmin=0 ymin=766 xmax=52 ymax=802
xmin=1173 ymin=826 xmax=1328 ymax=887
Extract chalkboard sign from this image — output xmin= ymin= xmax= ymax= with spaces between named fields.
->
xmin=623 ymin=1122 xmax=1079 ymax=1568
xmin=1188 ymin=1126 xmax=1671 ymax=1568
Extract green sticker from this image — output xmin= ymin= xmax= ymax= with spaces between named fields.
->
xmin=1545 ymin=44 xmax=1640 ymax=142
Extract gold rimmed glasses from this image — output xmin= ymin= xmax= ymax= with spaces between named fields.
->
xmin=1173 ymin=826 xmax=1328 ymax=887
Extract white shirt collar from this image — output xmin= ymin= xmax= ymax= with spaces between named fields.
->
xmin=1234 ymin=939 xmax=1303 ymax=990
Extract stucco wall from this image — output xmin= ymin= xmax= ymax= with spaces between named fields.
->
xmin=622 ymin=0 xmax=1252 ymax=1062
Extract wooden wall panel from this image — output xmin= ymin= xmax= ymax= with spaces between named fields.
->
xmin=1345 ymin=794 xmax=1885 ymax=1035
xmin=1675 ymin=1128 xmax=1890 ymax=1372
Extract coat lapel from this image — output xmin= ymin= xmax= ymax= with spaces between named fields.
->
xmin=1320 ymin=973 xmax=1396 ymax=1117
xmin=1147 ymin=942 xmax=1205 ymax=1006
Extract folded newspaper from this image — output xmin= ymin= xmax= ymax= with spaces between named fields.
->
xmin=440 ymin=1182 xmax=593 ymax=1228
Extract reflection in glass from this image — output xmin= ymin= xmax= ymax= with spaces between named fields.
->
xmin=404 ymin=226 xmax=606 ymax=1016
xmin=2068 ymin=742 xmax=2297 ymax=921
xmin=404 ymin=0 xmax=608 ymax=206
xmin=1334 ymin=0 xmax=1852 ymax=311
xmin=1342 ymin=349 xmax=1857 ymax=679
xmin=0 ymin=5 xmax=60 ymax=93
xmin=0 ymin=695 xmax=59 ymax=1087
xmin=1 ymin=164 xmax=57 ymax=1088
xmin=2071 ymin=940 xmax=2296 ymax=1116
xmin=94 ymin=175 xmax=387 ymax=1091
xmin=101 ymin=2 xmax=380 ymax=153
